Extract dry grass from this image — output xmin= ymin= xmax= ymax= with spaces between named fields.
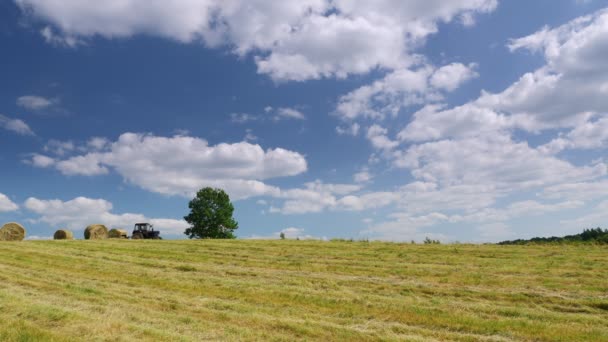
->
xmin=0 ymin=240 xmax=606 ymax=341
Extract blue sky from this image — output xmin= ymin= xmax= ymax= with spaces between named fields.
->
xmin=1 ymin=0 xmax=608 ymax=241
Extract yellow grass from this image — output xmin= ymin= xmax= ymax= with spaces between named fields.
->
xmin=0 ymin=240 xmax=606 ymax=341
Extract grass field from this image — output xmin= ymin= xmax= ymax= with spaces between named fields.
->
xmin=0 ymin=240 xmax=607 ymax=341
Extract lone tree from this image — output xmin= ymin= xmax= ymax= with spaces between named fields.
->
xmin=184 ymin=187 xmax=238 ymax=239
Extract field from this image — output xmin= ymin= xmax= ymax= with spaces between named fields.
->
xmin=0 ymin=240 xmax=607 ymax=341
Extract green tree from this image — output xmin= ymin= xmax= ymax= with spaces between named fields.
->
xmin=184 ymin=187 xmax=238 ymax=239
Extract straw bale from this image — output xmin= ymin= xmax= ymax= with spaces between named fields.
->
xmin=84 ymin=224 xmax=108 ymax=240
xmin=108 ymin=228 xmax=128 ymax=239
xmin=0 ymin=222 xmax=26 ymax=241
xmin=53 ymin=229 xmax=74 ymax=240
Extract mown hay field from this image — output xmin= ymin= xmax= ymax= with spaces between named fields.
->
xmin=0 ymin=240 xmax=606 ymax=341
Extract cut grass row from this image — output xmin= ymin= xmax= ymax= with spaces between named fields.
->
xmin=0 ymin=240 xmax=607 ymax=341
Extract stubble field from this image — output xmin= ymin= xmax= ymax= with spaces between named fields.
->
xmin=0 ymin=240 xmax=606 ymax=341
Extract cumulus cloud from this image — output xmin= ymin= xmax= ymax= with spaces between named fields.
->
xmin=28 ymin=133 xmax=307 ymax=200
xmin=335 ymin=63 xmax=477 ymax=121
xmin=429 ymin=63 xmax=479 ymax=91
xmin=0 ymin=114 xmax=34 ymax=135
xmin=269 ymin=180 xmax=363 ymax=214
xmin=16 ymin=95 xmax=56 ymax=110
xmin=366 ymin=124 xmax=399 ymax=151
xmin=400 ymin=8 xmax=608 ymax=143
xmin=394 ymin=133 xmax=606 ymax=189
xmin=24 ymin=196 xmax=189 ymax=235
xmin=29 ymin=154 xmax=56 ymax=168
xmin=0 ymin=193 xmax=19 ymax=212
xmin=15 ymin=0 xmax=497 ymax=81
xmin=361 ymin=8 xmax=608 ymax=241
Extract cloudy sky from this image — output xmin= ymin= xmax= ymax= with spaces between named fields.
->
xmin=1 ymin=0 xmax=608 ymax=241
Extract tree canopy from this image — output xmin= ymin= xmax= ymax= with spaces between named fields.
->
xmin=184 ymin=187 xmax=238 ymax=239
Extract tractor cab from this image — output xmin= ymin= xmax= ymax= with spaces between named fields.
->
xmin=131 ymin=223 xmax=162 ymax=239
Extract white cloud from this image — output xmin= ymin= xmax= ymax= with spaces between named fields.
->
xmin=540 ymin=116 xmax=608 ymax=154
xmin=24 ymin=196 xmax=189 ymax=235
xmin=55 ymin=154 xmax=110 ymax=176
xmin=397 ymin=103 xmax=517 ymax=142
xmin=230 ymin=113 xmax=257 ymax=124
xmin=335 ymin=67 xmax=434 ymax=121
xmin=40 ymin=26 xmax=82 ymax=47
xmin=369 ymin=9 xmax=608 ymax=243
xmin=394 ymin=133 xmax=606 ymax=190
xmin=353 ymin=169 xmax=372 ymax=183
xmin=0 ymin=193 xmax=19 ymax=212
xmin=335 ymin=63 xmax=477 ymax=121
xmin=43 ymin=139 xmax=75 ymax=156
xmin=449 ymin=199 xmax=585 ymax=224
xmin=560 ymin=200 xmax=608 ymax=229
xmin=16 ymin=95 xmax=56 ymax=110
xmin=243 ymin=129 xmax=258 ymax=142
xmin=231 ymin=108 xmax=305 ymax=123
xmin=255 ymin=13 xmax=406 ymax=81
xmin=361 ymin=212 xmax=449 ymax=242
xmin=28 ymin=133 xmax=307 ymax=200
xmin=29 ymin=154 xmax=56 ymax=168
xmin=87 ymin=137 xmax=110 ymax=150
xmin=398 ymin=9 xmax=608 ymax=144
xmin=270 ymin=180 xmax=362 ymax=214
xmin=397 ymin=182 xmax=499 ymax=214
xmin=429 ymin=63 xmax=478 ymax=91
xmin=337 ymin=192 xmax=400 ymax=212
xmin=0 ymin=114 xmax=34 ymax=135
xmin=16 ymin=0 xmax=497 ymax=81
xmin=366 ymin=124 xmax=399 ymax=151
xmin=362 ymin=197 xmax=584 ymax=242
xmin=541 ymin=180 xmax=608 ymax=201
xmin=336 ymin=123 xmax=360 ymax=136
xmin=275 ymin=107 xmax=305 ymax=121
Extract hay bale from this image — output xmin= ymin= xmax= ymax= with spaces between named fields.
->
xmin=53 ymin=229 xmax=74 ymax=240
xmin=0 ymin=222 xmax=26 ymax=241
xmin=84 ymin=224 xmax=108 ymax=240
xmin=108 ymin=228 xmax=128 ymax=239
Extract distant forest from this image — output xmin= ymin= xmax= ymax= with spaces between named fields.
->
xmin=498 ymin=228 xmax=608 ymax=245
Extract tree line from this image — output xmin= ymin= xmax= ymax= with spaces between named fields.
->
xmin=498 ymin=228 xmax=608 ymax=245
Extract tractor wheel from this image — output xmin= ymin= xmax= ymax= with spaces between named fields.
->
xmin=131 ymin=232 xmax=143 ymax=240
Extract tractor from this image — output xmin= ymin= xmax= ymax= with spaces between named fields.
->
xmin=131 ymin=223 xmax=162 ymax=239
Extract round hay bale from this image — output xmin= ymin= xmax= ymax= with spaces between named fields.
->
xmin=0 ymin=222 xmax=26 ymax=241
xmin=108 ymin=228 xmax=128 ymax=239
xmin=84 ymin=224 xmax=108 ymax=240
xmin=53 ymin=229 xmax=74 ymax=240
